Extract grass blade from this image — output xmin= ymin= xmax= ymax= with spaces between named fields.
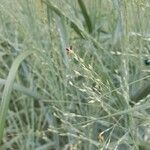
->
xmin=0 ymin=50 xmax=33 ymax=143
xmin=77 ymin=0 xmax=92 ymax=33
xmin=0 ymin=78 xmax=43 ymax=100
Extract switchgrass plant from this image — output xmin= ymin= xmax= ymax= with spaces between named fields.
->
xmin=0 ymin=0 xmax=150 ymax=149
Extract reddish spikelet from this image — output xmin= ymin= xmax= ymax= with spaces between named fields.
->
xmin=65 ymin=46 xmax=73 ymax=55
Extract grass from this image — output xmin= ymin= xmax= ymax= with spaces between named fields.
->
xmin=0 ymin=0 xmax=150 ymax=149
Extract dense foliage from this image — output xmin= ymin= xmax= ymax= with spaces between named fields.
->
xmin=0 ymin=0 xmax=150 ymax=149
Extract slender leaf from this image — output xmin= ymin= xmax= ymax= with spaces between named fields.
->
xmin=77 ymin=0 xmax=93 ymax=33
xmin=0 ymin=50 xmax=33 ymax=142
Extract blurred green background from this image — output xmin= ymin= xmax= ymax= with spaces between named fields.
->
xmin=0 ymin=0 xmax=150 ymax=149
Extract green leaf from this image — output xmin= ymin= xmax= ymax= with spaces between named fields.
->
xmin=77 ymin=0 xmax=93 ymax=33
xmin=0 ymin=78 xmax=43 ymax=100
xmin=0 ymin=50 xmax=34 ymax=142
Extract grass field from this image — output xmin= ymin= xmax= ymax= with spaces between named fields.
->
xmin=0 ymin=0 xmax=150 ymax=149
